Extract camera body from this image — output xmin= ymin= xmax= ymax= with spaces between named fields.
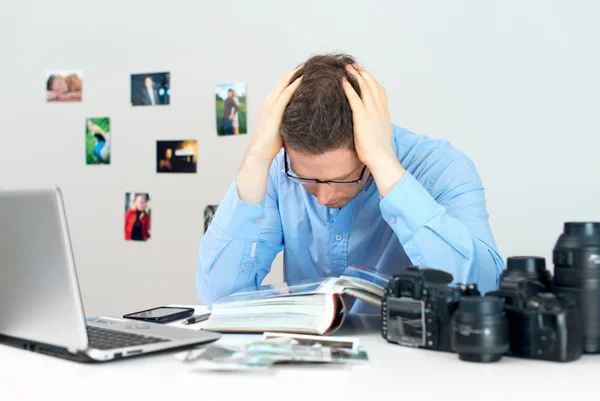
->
xmin=487 ymin=257 xmax=583 ymax=362
xmin=381 ymin=266 xmax=479 ymax=352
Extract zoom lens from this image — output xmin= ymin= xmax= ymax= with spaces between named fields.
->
xmin=452 ymin=296 xmax=509 ymax=363
xmin=501 ymin=256 xmax=553 ymax=291
xmin=553 ymin=222 xmax=600 ymax=353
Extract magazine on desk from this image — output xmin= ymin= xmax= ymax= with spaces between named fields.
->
xmin=203 ymin=265 xmax=391 ymax=335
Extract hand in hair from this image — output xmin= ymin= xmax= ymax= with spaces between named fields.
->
xmin=342 ymin=64 xmax=406 ymax=197
xmin=237 ymin=67 xmax=303 ymax=204
xmin=341 ymin=64 xmax=395 ymax=166
xmin=248 ymin=67 xmax=303 ymax=162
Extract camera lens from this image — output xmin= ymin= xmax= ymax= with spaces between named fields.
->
xmin=553 ymin=222 xmax=600 ymax=353
xmin=452 ymin=296 xmax=509 ymax=363
xmin=502 ymin=256 xmax=553 ymax=290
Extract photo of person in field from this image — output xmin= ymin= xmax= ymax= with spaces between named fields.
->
xmin=216 ymin=82 xmax=246 ymax=135
xmin=86 ymin=117 xmax=110 ymax=165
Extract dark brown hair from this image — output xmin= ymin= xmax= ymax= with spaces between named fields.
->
xmin=281 ymin=53 xmax=362 ymax=154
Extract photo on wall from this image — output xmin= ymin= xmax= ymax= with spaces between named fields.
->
xmin=125 ymin=193 xmax=151 ymax=242
xmin=156 ymin=140 xmax=197 ymax=173
xmin=215 ymin=82 xmax=246 ymax=136
xmin=46 ymin=70 xmax=83 ymax=102
xmin=86 ymin=117 xmax=111 ymax=165
xmin=204 ymin=205 xmax=219 ymax=233
xmin=131 ymin=72 xmax=170 ymax=106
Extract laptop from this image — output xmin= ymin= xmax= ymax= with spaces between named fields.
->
xmin=0 ymin=186 xmax=221 ymax=362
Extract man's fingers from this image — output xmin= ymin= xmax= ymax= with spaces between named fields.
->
xmin=349 ymin=64 xmax=387 ymax=111
xmin=345 ymin=64 xmax=378 ymax=113
xmin=341 ymin=77 xmax=366 ymax=116
xmin=269 ymin=65 xmax=303 ymax=103
xmin=276 ymin=76 xmax=302 ymax=106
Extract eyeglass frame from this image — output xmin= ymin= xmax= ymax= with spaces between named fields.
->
xmin=283 ymin=150 xmax=368 ymax=187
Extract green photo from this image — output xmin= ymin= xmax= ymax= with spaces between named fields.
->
xmin=86 ymin=117 xmax=111 ymax=165
xmin=216 ymin=82 xmax=247 ymax=136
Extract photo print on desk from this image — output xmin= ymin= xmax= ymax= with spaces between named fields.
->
xmin=216 ymin=82 xmax=246 ymax=135
xmin=86 ymin=117 xmax=111 ymax=165
xmin=46 ymin=70 xmax=82 ymax=102
xmin=131 ymin=72 xmax=170 ymax=106
xmin=204 ymin=205 xmax=219 ymax=233
xmin=156 ymin=140 xmax=197 ymax=173
xmin=125 ymin=193 xmax=151 ymax=242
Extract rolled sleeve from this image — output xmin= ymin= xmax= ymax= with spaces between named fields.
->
xmin=379 ymin=172 xmax=445 ymax=243
xmin=213 ymin=181 xmax=266 ymax=240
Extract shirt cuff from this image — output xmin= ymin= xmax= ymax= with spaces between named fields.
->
xmin=213 ymin=181 xmax=266 ymax=240
xmin=379 ymin=172 xmax=444 ymax=243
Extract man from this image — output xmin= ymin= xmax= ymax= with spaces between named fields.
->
xmin=219 ymin=89 xmax=238 ymax=135
xmin=139 ymin=76 xmax=159 ymax=106
xmin=197 ymin=54 xmax=504 ymax=310
xmin=158 ymin=148 xmax=173 ymax=172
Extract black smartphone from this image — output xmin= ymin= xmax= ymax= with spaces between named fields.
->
xmin=123 ymin=306 xmax=195 ymax=324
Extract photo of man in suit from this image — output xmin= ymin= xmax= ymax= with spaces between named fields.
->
xmin=140 ymin=76 xmax=159 ymax=106
xmin=131 ymin=72 xmax=170 ymax=106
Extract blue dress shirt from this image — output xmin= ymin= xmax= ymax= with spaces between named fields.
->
xmin=197 ymin=125 xmax=505 ymax=309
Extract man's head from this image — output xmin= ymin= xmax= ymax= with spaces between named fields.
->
xmin=281 ymin=53 xmax=367 ymax=208
xmin=144 ymin=76 xmax=153 ymax=89
xmin=227 ymin=89 xmax=234 ymax=98
xmin=165 ymin=148 xmax=173 ymax=159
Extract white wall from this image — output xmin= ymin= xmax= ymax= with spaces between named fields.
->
xmin=1 ymin=0 xmax=598 ymax=317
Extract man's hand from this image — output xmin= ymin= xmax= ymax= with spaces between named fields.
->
xmin=237 ymin=67 xmax=302 ymax=204
xmin=247 ymin=67 xmax=302 ymax=162
xmin=342 ymin=64 xmax=405 ymax=198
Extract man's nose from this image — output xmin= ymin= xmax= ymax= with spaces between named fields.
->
xmin=314 ymin=185 xmax=336 ymax=205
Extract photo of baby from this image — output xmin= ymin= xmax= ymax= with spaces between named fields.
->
xmin=124 ymin=193 xmax=151 ymax=242
xmin=46 ymin=70 xmax=83 ymax=102
xmin=86 ymin=117 xmax=111 ymax=165
xmin=216 ymin=82 xmax=246 ymax=135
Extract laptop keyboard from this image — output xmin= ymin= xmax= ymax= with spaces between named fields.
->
xmin=86 ymin=325 xmax=170 ymax=350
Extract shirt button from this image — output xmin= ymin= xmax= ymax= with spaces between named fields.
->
xmin=254 ymin=218 xmax=261 ymax=224
xmin=388 ymin=216 xmax=396 ymax=224
xmin=243 ymin=266 xmax=249 ymax=272
xmin=335 ymin=234 xmax=342 ymax=241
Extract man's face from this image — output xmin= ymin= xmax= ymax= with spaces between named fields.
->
xmin=165 ymin=148 xmax=172 ymax=159
xmin=287 ymin=147 xmax=369 ymax=208
xmin=227 ymin=90 xmax=233 ymax=98
xmin=145 ymin=77 xmax=153 ymax=88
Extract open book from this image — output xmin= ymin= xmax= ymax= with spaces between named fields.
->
xmin=203 ymin=266 xmax=390 ymax=335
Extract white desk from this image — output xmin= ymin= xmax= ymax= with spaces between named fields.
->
xmin=1 ymin=307 xmax=598 ymax=401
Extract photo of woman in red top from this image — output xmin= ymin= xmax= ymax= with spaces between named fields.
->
xmin=125 ymin=193 xmax=151 ymax=241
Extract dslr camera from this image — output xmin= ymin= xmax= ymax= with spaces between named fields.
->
xmin=486 ymin=256 xmax=583 ymax=362
xmin=381 ymin=266 xmax=479 ymax=352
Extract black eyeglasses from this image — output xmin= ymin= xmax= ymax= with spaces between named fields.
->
xmin=284 ymin=150 xmax=367 ymax=188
